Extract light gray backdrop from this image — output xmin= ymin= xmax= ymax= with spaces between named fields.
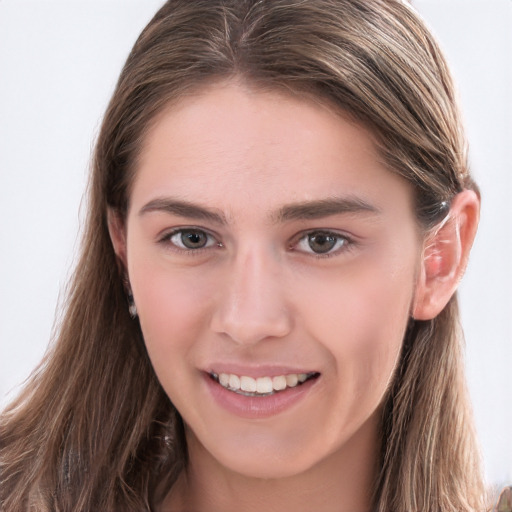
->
xmin=1 ymin=0 xmax=511 ymax=488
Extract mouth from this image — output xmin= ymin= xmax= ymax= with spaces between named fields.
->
xmin=209 ymin=371 xmax=320 ymax=397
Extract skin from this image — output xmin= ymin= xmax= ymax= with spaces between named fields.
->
xmin=109 ymin=80 xmax=479 ymax=512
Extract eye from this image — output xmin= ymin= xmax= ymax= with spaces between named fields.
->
xmin=165 ymin=228 xmax=219 ymax=251
xmin=295 ymin=231 xmax=351 ymax=256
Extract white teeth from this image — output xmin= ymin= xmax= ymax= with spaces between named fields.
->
xmin=272 ymin=375 xmax=287 ymax=391
xmin=219 ymin=373 xmax=230 ymax=387
xmin=215 ymin=371 xmax=316 ymax=395
xmin=256 ymin=377 xmax=273 ymax=394
xmin=285 ymin=374 xmax=298 ymax=387
xmin=228 ymin=374 xmax=241 ymax=390
xmin=240 ymin=376 xmax=257 ymax=392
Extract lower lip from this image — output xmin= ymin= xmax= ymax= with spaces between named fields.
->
xmin=203 ymin=373 xmax=319 ymax=419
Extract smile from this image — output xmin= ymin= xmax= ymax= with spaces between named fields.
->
xmin=210 ymin=371 xmax=319 ymax=397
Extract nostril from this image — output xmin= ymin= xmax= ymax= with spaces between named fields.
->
xmin=210 ymin=301 xmax=293 ymax=345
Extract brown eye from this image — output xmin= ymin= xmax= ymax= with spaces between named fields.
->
xmin=295 ymin=231 xmax=351 ymax=256
xmin=308 ymin=233 xmax=338 ymax=254
xmin=169 ymin=229 xmax=214 ymax=250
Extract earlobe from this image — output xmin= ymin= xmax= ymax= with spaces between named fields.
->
xmin=412 ymin=190 xmax=480 ymax=320
xmin=107 ymin=208 xmax=128 ymax=269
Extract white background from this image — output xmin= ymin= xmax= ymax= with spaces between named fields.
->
xmin=1 ymin=0 xmax=511 ymax=488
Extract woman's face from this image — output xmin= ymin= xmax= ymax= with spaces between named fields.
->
xmin=122 ymin=81 xmax=423 ymax=479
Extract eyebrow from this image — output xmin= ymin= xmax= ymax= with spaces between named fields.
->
xmin=273 ymin=196 xmax=380 ymax=223
xmin=139 ymin=198 xmax=226 ymax=224
xmin=139 ymin=196 xmax=380 ymax=224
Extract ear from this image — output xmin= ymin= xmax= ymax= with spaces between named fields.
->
xmin=412 ymin=190 xmax=480 ymax=320
xmin=107 ymin=208 xmax=128 ymax=270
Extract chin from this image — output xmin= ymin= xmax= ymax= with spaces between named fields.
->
xmin=221 ymin=454 xmax=313 ymax=480
xmin=200 ymin=431 xmax=330 ymax=480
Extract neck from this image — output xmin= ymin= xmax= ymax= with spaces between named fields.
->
xmin=160 ymin=412 xmax=380 ymax=512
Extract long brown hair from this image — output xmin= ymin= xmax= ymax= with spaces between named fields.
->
xmin=1 ymin=1 xmax=487 ymax=510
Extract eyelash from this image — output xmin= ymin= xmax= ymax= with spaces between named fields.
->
xmin=158 ymin=227 xmax=355 ymax=259
xmin=292 ymin=230 xmax=355 ymax=259
xmin=158 ymin=227 xmax=221 ymax=255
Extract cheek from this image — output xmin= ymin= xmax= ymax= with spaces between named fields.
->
xmin=299 ymin=251 xmax=416 ymax=397
xmin=128 ymin=257 xmax=215 ymax=368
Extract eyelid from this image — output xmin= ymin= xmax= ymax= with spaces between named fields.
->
xmin=156 ymin=226 xmax=357 ymax=257
xmin=157 ymin=226 xmax=222 ymax=252
xmin=290 ymin=229 xmax=356 ymax=257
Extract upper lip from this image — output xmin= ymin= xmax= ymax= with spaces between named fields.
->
xmin=204 ymin=363 xmax=319 ymax=379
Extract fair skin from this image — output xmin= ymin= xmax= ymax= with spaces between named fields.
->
xmin=109 ymin=81 xmax=479 ymax=512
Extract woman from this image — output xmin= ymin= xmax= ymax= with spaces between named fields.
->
xmin=0 ymin=0 xmax=493 ymax=510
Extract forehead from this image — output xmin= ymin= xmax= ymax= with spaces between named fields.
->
xmin=130 ymin=81 xmax=413 ymax=221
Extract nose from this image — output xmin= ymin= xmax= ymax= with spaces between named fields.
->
xmin=210 ymin=247 xmax=293 ymax=345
